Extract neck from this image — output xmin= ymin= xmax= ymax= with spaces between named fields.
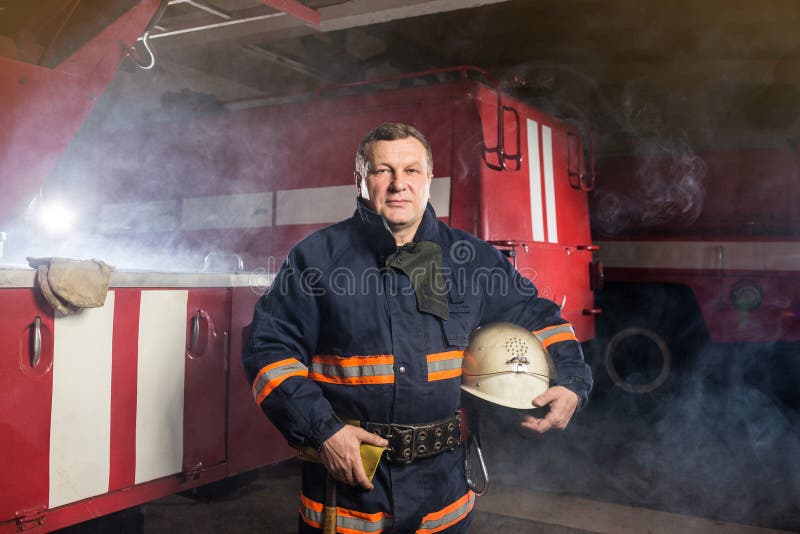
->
xmin=393 ymin=232 xmax=415 ymax=246
xmin=384 ymin=220 xmax=418 ymax=246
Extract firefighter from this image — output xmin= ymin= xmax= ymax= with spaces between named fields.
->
xmin=243 ymin=123 xmax=592 ymax=533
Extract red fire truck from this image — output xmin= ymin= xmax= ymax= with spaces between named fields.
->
xmin=0 ymin=4 xmax=598 ymax=532
xmin=592 ymin=148 xmax=800 ymax=396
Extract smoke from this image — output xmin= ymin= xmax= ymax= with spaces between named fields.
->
xmin=0 ymin=62 xmax=279 ymax=273
xmin=591 ymin=83 xmax=709 ymax=236
xmin=475 ymin=341 xmax=800 ymax=531
xmin=592 ymin=132 xmax=708 ymax=236
xmin=499 ymin=62 xmax=710 ymax=237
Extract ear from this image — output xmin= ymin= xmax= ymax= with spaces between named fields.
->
xmin=354 ymin=171 xmax=362 ymax=198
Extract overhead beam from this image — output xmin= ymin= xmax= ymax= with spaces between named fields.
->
xmin=168 ymin=0 xmax=232 ymax=20
xmin=155 ymin=0 xmax=513 ymax=49
xmin=146 ymin=11 xmax=286 ymax=40
xmin=258 ymin=0 xmax=320 ymax=27
xmin=319 ymin=0 xmax=513 ymax=32
xmin=242 ymin=43 xmax=326 ymax=80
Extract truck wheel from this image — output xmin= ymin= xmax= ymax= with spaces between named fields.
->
xmin=593 ymin=283 xmax=708 ymax=411
xmin=604 ymin=326 xmax=672 ymax=394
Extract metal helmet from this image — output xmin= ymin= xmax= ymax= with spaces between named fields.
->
xmin=461 ymin=322 xmax=555 ymax=410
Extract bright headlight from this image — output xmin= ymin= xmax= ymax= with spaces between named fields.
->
xmin=37 ymin=200 xmax=77 ymax=235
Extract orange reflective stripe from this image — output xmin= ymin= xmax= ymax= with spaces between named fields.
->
xmin=299 ymin=493 xmax=323 ymax=529
xmin=309 ymin=373 xmax=396 ymax=385
xmin=252 ymin=358 xmax=308 ymax=405
xmin=337 ymin=507 xmax=393 ymax=533
xmin=255 ymin=370 xmax=307 ymax=404
xmin=427 ymin=350 xmax=463 ymax=382
xmin=532 ymin=324 xmax=567 ymax=335
xmin=532 ymin=323 xmax=578 ymax=348
xmin=310 ymin=354 xmax=395 ymax=385
xmin=416 ymin=490 xmax=475 ymax=533
xmin=540 ymin=331 xmax=578 ymax=349
xmin=426 ymin=350 xmax=463 ymax=362
xmin=300 ymin=493 xmax=393 ymax=533
xmin=253 ymin=357 xmax=298 ymax=381
xmin=300 ymin=493 xmax=324 ymax=513
xmin=338 ymin=507 xmax=392 ymax=522
xmin=313 ymin=354 xmax=394 ymax=366
xmin=428 ymin=368 xmax=462 ymax=381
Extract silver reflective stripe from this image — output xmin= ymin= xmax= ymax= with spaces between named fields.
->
xmin=310 ymin=362 xmax=395 ymax=379
xmin=418 ymin=491 xmax=475 ymax=532
xmin=300 ymin=498 xmax=393 ymax=532
xmin=534 ymin=324 xmax=575 ymax=341
xmin=337 ymin=514 xmax=393 ymax=532
xmin=252 ymin=360 xmax=308 ymax=402
xmin=299 ymin=502 xmax=323 ymax=528
xmin=427 ymin=358 xmax=462 ymax=374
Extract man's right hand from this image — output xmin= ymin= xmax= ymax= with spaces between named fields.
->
xmin=319 ymin=425 xmax=388 ymax=490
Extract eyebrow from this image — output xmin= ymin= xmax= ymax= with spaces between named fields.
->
xmin=371 ymin=160 xmax=424 ymax=169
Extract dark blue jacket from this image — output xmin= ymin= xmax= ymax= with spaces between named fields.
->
xmin=243 ymin=200 xmax=592 ymax=532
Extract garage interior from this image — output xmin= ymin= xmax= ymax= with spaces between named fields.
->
xmin=5 ymin=0 xmax=797 ymax=532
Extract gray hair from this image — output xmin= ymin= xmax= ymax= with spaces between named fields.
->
xmin=355 ymin=123 xmax=433 ymax=178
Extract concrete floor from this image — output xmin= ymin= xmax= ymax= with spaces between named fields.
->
xmin=138 ymin=459 xmax=593 ymax=534
xmin=135 ymin=457 xmax=797 ymax=534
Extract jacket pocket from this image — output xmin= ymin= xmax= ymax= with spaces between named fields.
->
xmin=442 ymin=303 xmax=474 ymax=348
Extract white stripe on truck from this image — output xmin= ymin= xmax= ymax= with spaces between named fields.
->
xmin=275 ymin=177 xmax=451 ymax=226
xmin=50 ymin=292 xmax=115 ymax=508
xmin=135 ymin=290 xmax=188 ymax=484
xmin=527 ymin=119 xmax=545 ymax=242
xmin=182 ymin=192 xmax=273 ymax=230
xmin=542 ymin=125 xmax=558 ymax=243
xmin=597 ymin=240 xmax=800 ymax=272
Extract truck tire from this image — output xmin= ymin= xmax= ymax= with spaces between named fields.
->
xmin=593 ymin=282 xmax=708 ymax=410
xmin=604 ymin=326 xmax=672 ymax=394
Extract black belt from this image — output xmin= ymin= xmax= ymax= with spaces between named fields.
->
xmin=358 ymin=413 xmax=464 ymax=464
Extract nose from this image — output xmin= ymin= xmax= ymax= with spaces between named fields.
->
xmin=388 ymin=171 xmax=409 ymax=191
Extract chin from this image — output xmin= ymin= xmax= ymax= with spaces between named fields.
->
xmin=384 ymin=217 xmax=412 ymax=227
xmin=380 ymin=208 xmax=412 ymax=222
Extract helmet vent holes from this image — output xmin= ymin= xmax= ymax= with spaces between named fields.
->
xmin=505 ymin=336 xmax=528 ymax=357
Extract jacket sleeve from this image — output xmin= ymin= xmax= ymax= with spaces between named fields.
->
xmin=477 ymin=244 xmax=593 ymax=406
xmin=242 ymin=249 xmax=344 ymax=450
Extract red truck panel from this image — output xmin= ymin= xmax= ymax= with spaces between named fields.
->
xmin=184 ymin=289 xmax=230 ymax=475
xmin=470 ymin=85 xmax=596 ymax=339
xmin=595 ymin=149 xmax=800 ymax=342
xmin=0 ymin=282 xmax=233 ymax=531
xmin=0 ymin=291 xmax=53 ymax=526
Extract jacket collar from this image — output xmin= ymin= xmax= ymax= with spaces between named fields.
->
xmin=354 ymin=198 xmax=440 ymax=246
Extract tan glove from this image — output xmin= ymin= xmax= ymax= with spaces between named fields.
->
xmin=297 ymin=442 xmax=385 ymax=483
xmin=28 ymin=257 xmax=113 ymax=315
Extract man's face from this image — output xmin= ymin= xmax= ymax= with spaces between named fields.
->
xmin=358 ymin=137 xmax=432 ymax=237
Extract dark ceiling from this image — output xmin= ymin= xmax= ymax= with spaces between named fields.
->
xmin=102 ymin=0 xmax=800 ymax=156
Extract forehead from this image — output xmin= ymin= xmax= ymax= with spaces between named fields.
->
xmin=367 ymin=137 xmax=428 ymax=164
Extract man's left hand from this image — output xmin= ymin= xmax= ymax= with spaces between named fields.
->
xmin=520 ymin=386 xmax=580 ymax=434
